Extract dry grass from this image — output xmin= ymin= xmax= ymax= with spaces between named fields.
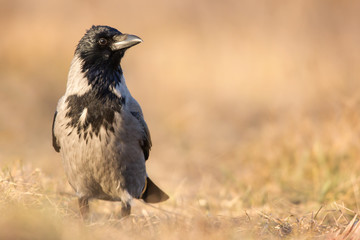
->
xmin=1 ymin=0 xmax=360 ymax=239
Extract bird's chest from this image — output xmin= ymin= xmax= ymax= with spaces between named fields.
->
xmin=64 ymin=90 xmax=124 ymax=138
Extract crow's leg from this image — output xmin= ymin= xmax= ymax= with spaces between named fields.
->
xmin=78 ymin=197 xmax=90 ymax=220
xmin=120 ymin=201 xmax=131 ymax=218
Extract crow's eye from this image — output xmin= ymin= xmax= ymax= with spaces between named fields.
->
xmin=98 ymin=38 xmax=108 ymax=46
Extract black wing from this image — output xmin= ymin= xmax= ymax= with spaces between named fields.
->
xmin=131 ymin=111 xmax=152 ymax=160
xmin=52 ymin=111 xmax=61 ymax=152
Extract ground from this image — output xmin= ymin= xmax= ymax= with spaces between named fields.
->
xmin=1 ymin=1 xmax=360 ymax=239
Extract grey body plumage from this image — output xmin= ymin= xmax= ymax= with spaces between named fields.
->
xmin=52 ymin=25 xmax=168 ymax=219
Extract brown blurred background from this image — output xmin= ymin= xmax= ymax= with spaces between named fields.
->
xmin=1 ymin=0 xmax=360 ymax=202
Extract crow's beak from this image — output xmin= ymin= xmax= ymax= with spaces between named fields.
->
xmin=111 ymin=34 xmax=143 ymax=51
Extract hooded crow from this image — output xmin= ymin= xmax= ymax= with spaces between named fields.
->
xmin=52 ymin=25 xmax=168 ymax=219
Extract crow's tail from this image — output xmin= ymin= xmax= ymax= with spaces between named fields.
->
xmin=140 ymin=177 xmax=169 ymax=203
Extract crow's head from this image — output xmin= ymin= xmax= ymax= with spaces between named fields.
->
xmin=75 ymin=25 xmax=142 ymax=72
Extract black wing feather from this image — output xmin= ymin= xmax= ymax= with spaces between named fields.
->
xmin=52 ymin=111 xmax=61 ymax=152
xmin=131 ymin=111 xmax=152 ymax=160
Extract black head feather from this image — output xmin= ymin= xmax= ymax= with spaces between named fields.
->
xmin=76 ymin=25 xmax=125 ymax=72
xmin=74 ymin=25 xmax=142 ymax=89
